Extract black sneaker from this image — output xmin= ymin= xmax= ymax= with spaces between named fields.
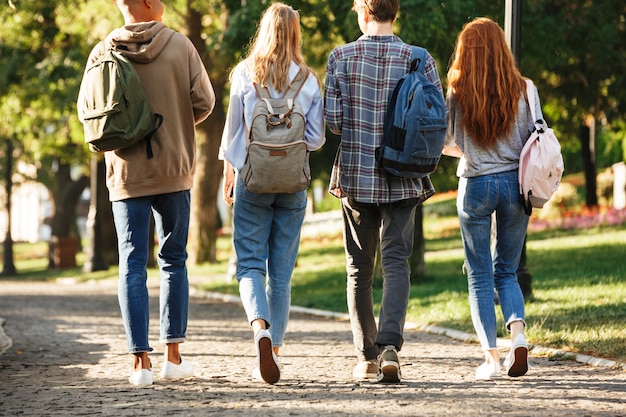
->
xmin=377 ymin=345 xmax=401 ymax=383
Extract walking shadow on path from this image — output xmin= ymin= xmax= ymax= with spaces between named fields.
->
xmin=0 ymin=279 xmax=624 ymax=417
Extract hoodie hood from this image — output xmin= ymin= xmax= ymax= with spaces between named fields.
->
xmin=105 ymin=21 xmax=175 ymax=64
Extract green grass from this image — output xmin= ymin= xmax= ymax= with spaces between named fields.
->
xmin=197 ymin=210 xmax=626 ymax=364
xmin=2 ymin=204 xmax=625 ymax=364
xmin=523 ymin=230 xmax=626 ymax=360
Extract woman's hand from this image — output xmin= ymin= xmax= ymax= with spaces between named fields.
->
xmin=223 ymin=161 xmax=235 ymax=206
xmin=443 ymin=145 xmax=463 ymax=158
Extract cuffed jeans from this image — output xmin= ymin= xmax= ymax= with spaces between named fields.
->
xmin=457 ymin=171 xmax=528 ymax=350
xmin=341 ymin=197 xmax=419 ymax=361
xmin=233 ymin=176 xmax=307 ymax=347
xmin=113 ymin=190 xmax=190 ymax=354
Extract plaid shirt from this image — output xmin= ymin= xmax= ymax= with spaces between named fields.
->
xmin=324 ymin=35 xmax=441 ymax=203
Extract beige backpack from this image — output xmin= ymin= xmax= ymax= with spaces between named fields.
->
xmin=241 ymin=69 xmax=310 ymax=193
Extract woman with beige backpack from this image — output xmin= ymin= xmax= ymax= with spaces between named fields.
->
xmin=218 ymin=3 xmax=325 ymax=385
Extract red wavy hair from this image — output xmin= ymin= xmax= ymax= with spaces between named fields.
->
xmin=447 ymin=17 xmax=526 ymax=148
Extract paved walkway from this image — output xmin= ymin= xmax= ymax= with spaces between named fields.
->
xmin=1 ymin=278 xmax=625 ymax=416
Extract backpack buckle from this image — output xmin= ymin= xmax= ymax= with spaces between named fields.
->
xmin=266 ymin=110 xmax=293 ymax=129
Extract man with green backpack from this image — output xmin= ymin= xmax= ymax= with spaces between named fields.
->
xmin=77 ymin=0 xmax=215 ymax=387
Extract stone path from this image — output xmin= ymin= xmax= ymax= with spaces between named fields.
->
xmin=0 ymin=278 xmax=625 ymax=416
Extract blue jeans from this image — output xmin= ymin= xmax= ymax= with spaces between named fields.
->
xmin=341 ymin=197 xmax=419 ymax=361
xmin=113 ymin=190 xmax=190 ymax=353
xmin=233 ymin=176 xmax=307 ymax=347
xmin=457 ymin=171 xmax=529 ymax=350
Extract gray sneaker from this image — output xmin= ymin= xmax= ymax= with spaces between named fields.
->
xmin=377 ymin=345 xmax=401 ymax=383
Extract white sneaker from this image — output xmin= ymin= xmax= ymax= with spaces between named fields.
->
xmin=353 ymin=360 xmax=378 ymax=380
xmin=504 ymin=334 xmax=529 ymax=377
xmin=255 ymin=329 xmax=280 ymax=384
xmin=129 ymin=368 xmax=153 ymax=386
xmin=160 ymin=358 xmax=194 ymax=379
xmin=475 ymin=361 xmax=502 ymax=381
xmin=0 ymin=330 xmax=12 ymax=356
xmin=252 ymin=357 xmax=281 ymax=382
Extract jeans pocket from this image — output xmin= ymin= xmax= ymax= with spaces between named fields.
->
xmin=460 ymin=177 xmax=491 ymax=215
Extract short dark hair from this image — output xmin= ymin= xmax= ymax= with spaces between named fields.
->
xmin=353 ymin=0 xmax=399 ymax=22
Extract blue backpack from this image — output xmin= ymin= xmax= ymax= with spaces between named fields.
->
xmin=377 ymin=46 xmax=447 ymax=178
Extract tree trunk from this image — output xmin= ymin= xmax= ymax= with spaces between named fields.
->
xmin=185 ymin=4 xmax=228 ymax=264
xmin=188 ymin=122 xmax=223 ymax=264
xmin=84 ymin=155 xmax=109 ymax=272
xmin=516 ymin=237 xmax=533 ymax=299
xmin=581 ymin=121 xmax=598 ymax=207
xmin=410 ymin=205 xmax=426 ymax=283
xmin=2 ymin=137 xmax=17 ymax=276
xmin=48 ymin=159 xmax=89 ymax=269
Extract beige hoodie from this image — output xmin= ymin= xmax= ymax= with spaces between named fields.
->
xmin=86 ymin=21 xmax=215 ymax=201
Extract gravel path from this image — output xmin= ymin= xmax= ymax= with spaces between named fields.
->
xmin=0 ymin=279 xmax=624 ymax=416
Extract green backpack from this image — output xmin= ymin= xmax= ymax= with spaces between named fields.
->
xmin=77 ymin=48 xmax=162 ymax=158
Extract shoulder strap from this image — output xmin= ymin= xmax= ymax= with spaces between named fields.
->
xmin=253 ymin=82 xmax=272 ymax=100
xmin=409 ymin=46 xmax=428 ymax=73
xmin=525 ymin=79 xmax=538 ymax=122
xmin=282 ymin=68 xmax=309 ymax=100
xmin=252 ymin=68 xmax=308 ymax=101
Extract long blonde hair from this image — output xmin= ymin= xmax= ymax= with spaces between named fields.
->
xmin=244 ymin=3 xmax=307 ymax=92
xmin=447 ymin=17 xmax=526 ymax=148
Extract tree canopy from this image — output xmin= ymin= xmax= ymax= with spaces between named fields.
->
xmin=1 ymin=0 xmax=624 ymax=263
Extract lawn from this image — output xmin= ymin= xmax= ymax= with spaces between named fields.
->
xmin=196 ymin=196 xmax=626 ymax=364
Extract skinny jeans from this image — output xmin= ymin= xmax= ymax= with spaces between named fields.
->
xmin=457 ymin=171 xmax=528 ymax=350
xmin=233 ymin=176 xmax=307 ymax=347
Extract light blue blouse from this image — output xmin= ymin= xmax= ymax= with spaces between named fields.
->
xmin=219 ymin=60 xmax=326 ymax=171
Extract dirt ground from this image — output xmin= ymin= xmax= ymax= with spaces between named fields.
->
xmin=1 ymin=278 xmax=625 ymax=417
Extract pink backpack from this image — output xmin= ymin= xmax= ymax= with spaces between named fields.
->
xmin=519 ymin=79 xmax=564 ymax=215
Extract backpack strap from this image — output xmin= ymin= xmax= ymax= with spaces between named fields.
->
xmin=382 ymin=46 xmax=426 ymax=140
xmin=409 ymin=46 xmax=428 ymax=74
xmin=143 ymin=113 xmax=163 ymax=158
xmin=525 ymin=79 xmax=549 ymax=137
xmin=282 ymin=68 xmax=308 ymax=100
xmin=252 ymin=68 xmax=308 ymax=100
xmin=253 ymin=82 xmax=272 ymax=100
xmin=525 ymin=79 xmax=537 ymax=120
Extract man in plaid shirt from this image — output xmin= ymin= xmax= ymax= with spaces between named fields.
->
xmin=323 ymin=0 xmax=443 ymax=383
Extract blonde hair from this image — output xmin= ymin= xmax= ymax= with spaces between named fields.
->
xmin=244 ymin=3 xmax=307 ymax=92
xmin=447 ymin=17 xmax=526 ymax=148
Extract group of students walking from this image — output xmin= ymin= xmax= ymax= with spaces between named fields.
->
xmin=81 ymin=0 xmax=537 ymax=387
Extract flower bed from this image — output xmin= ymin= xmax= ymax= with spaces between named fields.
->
xmin=529 ymin=206 xmax=626 ymax=232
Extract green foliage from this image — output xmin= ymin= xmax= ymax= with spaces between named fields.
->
xmin=522 ymin=0 xmax=626 ymax=167
xmin=2 ymin=0 xmax=626 ymax=244
xmin=0 ymin=0 xmax=120 ymax=185
xmin=325 ymin=0 xmax=360 ymax=43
